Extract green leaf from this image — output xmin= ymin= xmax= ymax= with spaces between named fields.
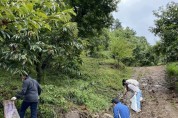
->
xmin=36 ymin=11 xmax=47 ymax=19
xmin=44 ymin=24 xmax=51 ymax=30
xmin=26 ymin=3 xmax=33 ymax=11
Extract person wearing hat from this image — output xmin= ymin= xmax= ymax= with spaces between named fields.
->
xmin=11 ymin=74 xmax=42 ymax=118
xmin=112 ymin=98 xmax=130 ymax=118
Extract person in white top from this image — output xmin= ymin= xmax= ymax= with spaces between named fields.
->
xmin=122 ymin=79 xmax=142 ymax=113
xmin=127 ymin=84 xmax=140 ymax=92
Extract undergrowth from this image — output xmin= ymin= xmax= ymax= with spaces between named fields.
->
xmin=166 ymin=62 xmax=178 ymax=90
xmin=0 ymin=56 xmax=132 ymax=117
xmin=166 ymin=62 xmax=178 ymax=77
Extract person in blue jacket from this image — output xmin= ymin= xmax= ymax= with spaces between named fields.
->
xmin=112 ymin=98 xmax=130 ymax=118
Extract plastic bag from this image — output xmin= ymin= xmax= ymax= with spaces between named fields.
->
xmin=3 ymin=100 xmax=20 ymax=118
xmin=130 ymin=94 xmax=138 ymax=112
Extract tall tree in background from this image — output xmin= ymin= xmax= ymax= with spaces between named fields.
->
xmin=151 ymin=2 xmax=178 ymax=62
xmin=83 ymin=28 xmax=110 ymax=57
xmin=109 ymin=28 xmax=134 ymax=67
xmin=112 ymin=18 xmax=122 ymax=30
xmin=68 ymin=0 xmax=119 ymax=37
xmin=110 ymin=26 xmax=155 ymax=66
xmin=131 ymin=36 xmax=156 ymax=66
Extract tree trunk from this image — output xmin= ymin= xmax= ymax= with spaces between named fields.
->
xmin=41 ymin=54 xmax=52 ymax=70
xmin=35 ymin=52 xmax=42 ymax=83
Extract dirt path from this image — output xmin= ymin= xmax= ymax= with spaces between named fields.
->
xmin=130 ymin=66 xmax=178 ymax=118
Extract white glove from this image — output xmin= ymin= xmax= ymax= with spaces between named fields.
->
xmin=11 ymin=97 xmax=17 ymax=101
xmin=140 ymin=97 xmax=143 ymax=101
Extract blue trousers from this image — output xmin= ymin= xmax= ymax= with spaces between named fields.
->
xmin=19 ymin=101 xmax=38 ymax=118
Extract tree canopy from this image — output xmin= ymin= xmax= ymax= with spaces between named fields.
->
xmin=151 ymin=2 xmax=178 ymax=62
xmin=68 ymin=0 xmax=120 ymax=37
xmin=0 ymin=0 xmax=80 ymax=82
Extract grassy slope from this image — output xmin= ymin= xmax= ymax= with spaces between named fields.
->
xmin=0 ymin=56 xmax=132 ymax=117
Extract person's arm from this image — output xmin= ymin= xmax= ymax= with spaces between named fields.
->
xmin=123 ymin=87 xmax=127 ymax=97
xmin=16 ymin=80 xmax=28 ymax=98
xmin=113 ymin=107 xmax=119 ymax=118
xmin=123 ymin=84 xmax=129 ymax=97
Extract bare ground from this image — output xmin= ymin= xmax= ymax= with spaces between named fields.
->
xmin=130 ymin=66 xmax=178 ymax=118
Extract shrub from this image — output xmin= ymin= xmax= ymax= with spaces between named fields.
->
xmin=166 ymin=62 xmax=178 ymax=77
xmin=166 ymin=62 xmax=178 ymax=89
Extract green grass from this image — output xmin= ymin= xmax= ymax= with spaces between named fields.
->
xmin=0 ymin=56 xmax=132 ymax=117
xmin=166 ymin=62 xmax=178 ymax=93
xmin=166 ymin=62 xmax=178 ymax=77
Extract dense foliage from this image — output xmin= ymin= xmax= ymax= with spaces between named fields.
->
xmin=0 ymin=0 xmax=122 ymax=83
xmin=67 ymin=0 xmax=120 ymax=37
xmin=110 ymin=27 xmax=157 ymax=66
xmin=166 ymin=62 xmax=178 ymax=78
xmin=88 ymin=24 xmax=157 ymax=67
xmin=0 ymin=0 xmax=81 ymax=82
xmin=166 ymin=62 xmax=178 ymax=91
xmin=151 ymin=2 xmax=178 ymax=62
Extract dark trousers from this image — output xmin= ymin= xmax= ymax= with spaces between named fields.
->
xmin=19 ymin=101 xmax=38 ymax=118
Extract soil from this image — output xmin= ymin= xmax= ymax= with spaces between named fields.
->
xmin=129 ymin=66 xmax=178 ymax=118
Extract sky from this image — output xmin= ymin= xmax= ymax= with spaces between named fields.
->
xmin=112 ymin=0 xmax=175 ymax=45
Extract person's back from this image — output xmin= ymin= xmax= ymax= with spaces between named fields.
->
xmin=127 ymin=84 xmax=140 ymax=93
xmin=112 ymin=99 xmax=130 ymax=118
xmin=22 ymin=77 xmax=41 ymax=102
xmin=126 ymin=79 xmax=139 ymax=87
xmin=115 ymin=102 xmax=130 ymax=118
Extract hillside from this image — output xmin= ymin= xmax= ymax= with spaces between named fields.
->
xmin=1 ymin=57 xmax=178 ymax=118
xmin=0 ymin=57 xmax=131 ymax=117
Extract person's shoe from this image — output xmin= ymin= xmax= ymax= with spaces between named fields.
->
xmin=136 ymin=109 xmax=141 ymax=113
